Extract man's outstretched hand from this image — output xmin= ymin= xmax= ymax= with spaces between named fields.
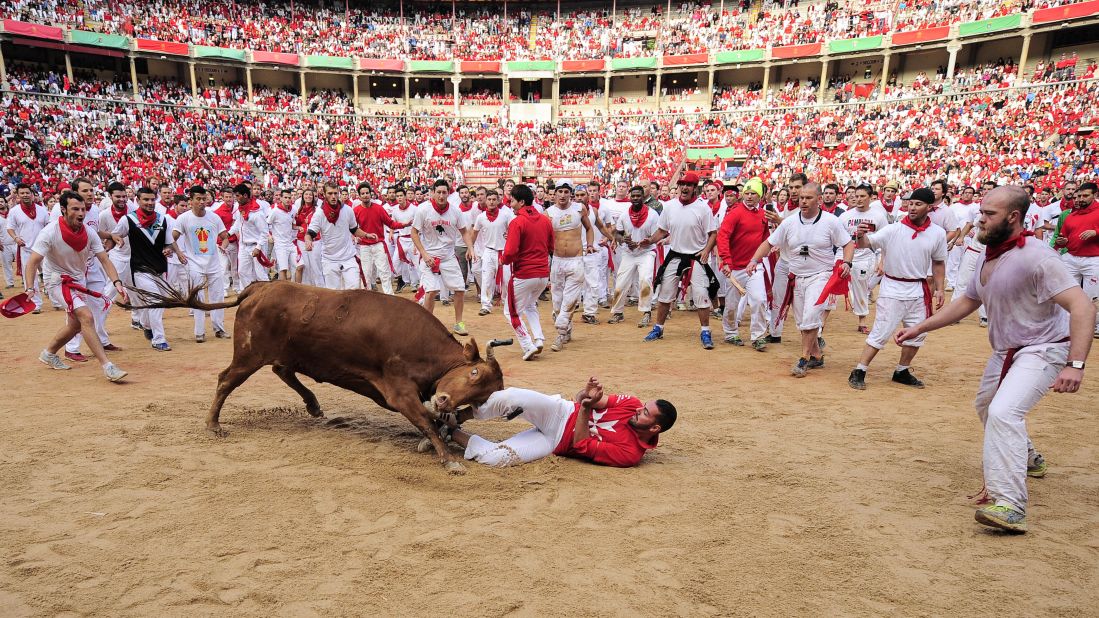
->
xmin=580 ymin=376 xmax=603 ymax=408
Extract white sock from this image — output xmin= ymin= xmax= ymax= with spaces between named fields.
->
xmin=700 ymin=326 xmax=711 ymax=333
xmin=896 ymin=365 xmax=909 ymax=372
xmin=856 ymin=363 xmax=868 ymax=371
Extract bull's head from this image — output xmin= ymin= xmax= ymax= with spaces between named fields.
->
xmin=431 ymin=337 xmax=511 ymax=414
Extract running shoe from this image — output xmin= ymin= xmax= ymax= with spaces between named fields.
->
xmin=39 ymin=350 xmax=71 ymax=370
xmin=791 ymin=358 xmax=809 ymax=377
xmin=848 ymin=368 xmax=867 ymax=390
xmin=975 ymin=505 xmax=1027 ymax=534
xmin=534 ymin=338 xmax=544 ymax=353
xmin=701 ymin=330 xmax=714 ymax=350
xmin=214 ymin=329 xmax=231 ymax=339
xmin=752 ymin=337 xmax=768 ymax=352
xmin=979 ymin=317 xmax=988 ymax=328
xmin=551 ymin=334 xmax=567 ymax=352
xmin=643 ymin=326 xmax=664 ymax=342
xmin=151 ymin=342 xmax=172 ymax=352
xmin=64 ymin=351 xmax=89 ymax=363
xmin=582 ymin=314 xmax=599 ymax=325
xmin=1027 ymin=453 xmax=1048 ymax=478
xmin=724 ymin=334 xmax=744 ymax=346
xmin=767 ymin=336 xmax=782 ymax=344
xmin=522 ymin=347 xmax=538 ymax=361
xmin=102 ymin=343 xmax=123 ymax=351
xmin=608 ymin=313 xmax=625 ymax=324
xmin=103 ymin=363 xmax=128 ymax=383
xmin=477 ymin=308 xmax=491 ymax=316
xmin=637 ymin=312 xmax=651 ymax=328
xmin=196 ymin=334 xmax=206 ymax=343
xmin=892 ymin=368 xmax=924 ymax=388
xmin=806 ymin=356 xmax=825 ymax=370
xmin=452 ymin=322 xmax=469 ymax=336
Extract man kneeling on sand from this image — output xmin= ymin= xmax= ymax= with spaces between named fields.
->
xmin=435 ymin=377 xmax=676 ymax=468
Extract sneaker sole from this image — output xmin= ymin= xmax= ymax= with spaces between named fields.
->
xmin=849 ymin=381 xmax=866 ymax=390
xmin=1026 ymin=468 xmax=1047 ymax=478
xmin=39 ymin=358 xmax=71 ymax=370
xmin=974 ymin=510 xmax=1027 ymax=534
xmin=893 ymin=380 xmax=925 ymax=389
xmin=106 ymin=370 xmax=128 ymax=383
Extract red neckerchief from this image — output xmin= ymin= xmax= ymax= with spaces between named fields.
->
xmin=110 ymin=204 xmax=128 ymax=222
xmin=589 ymin=200 xmax=599 ymax=210
xmin=135 ymin=208 xmax=157 ymax=229
xmin=459 ymin=201 xmax=473 ymax=212
xmin=20 ymin=202 xmax=37 ymax=220
xmin=397 ymin=201 xmax=411 ymax=211
xmin=167 ymin=207 xmax=182 ymax=220
xmin=431 ymin=199 xmax=449 ymax=216
xmin=239 ymin=199 xmax=260 ymax=221
xmin=295 ymin=202 xmax=315 ymax=226
xmin=821 ymin=202 xmax=838 ymax=214
xmin=58 ymin=219 xmax=88 ymax=252
xmin=214 ymin=201 xmax=235 ymax=228
xmin=985 ymin=231 xmax=1033 ymax=261
xmin=707 ymin=198 xmax=721 ymax=216
xmin=485 ymin=208 xmax=500 ymax=222
xmin=322 ymin=200 xmax=342 ymax=224
xmin=1061 ymin=198 xmax=1076 ymax=211
xmin=899 ymin=215 xmax=931 ymax=239
xmin=278 ymin=201 xmax=292 ymax=212
xmin=628 ymin=205 xmax=649 ymax=227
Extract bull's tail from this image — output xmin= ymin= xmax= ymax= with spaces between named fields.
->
xmin=118 ymin=275 xmax=259 ymax=312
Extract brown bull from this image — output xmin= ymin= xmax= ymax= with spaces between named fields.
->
xmin=125 ymin=280 xmax=510 ymax=473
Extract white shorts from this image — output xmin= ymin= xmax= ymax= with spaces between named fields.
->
xmin=273 ymin=243 xmax=298 ymax=272
xmin=45 ymin=273 xmax=90 ymax=312
xmin=419 ymin=254 xmax=465 ymax=294
xmin=655 ymin=256 xmax=712 ymax=309
xmin=866 ymin=296 xmax=929 ymax=350
xmin=790 ymin=271 xmax=830 ymax=331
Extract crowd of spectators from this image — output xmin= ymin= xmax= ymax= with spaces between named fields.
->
xmin=1 ymin=0 xmax=1089 ymax=61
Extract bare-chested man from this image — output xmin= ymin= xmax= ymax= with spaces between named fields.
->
xmin=545 ymin=183 xmax=595 ymax=352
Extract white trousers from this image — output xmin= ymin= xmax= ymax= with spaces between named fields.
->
xmin=322 ymin=257 xmax=361 ymax=290
xmin=791 ymin=271 xmax=830 ymax=332
xmin=133 ymin=272 xmax=168 ymax=345
xmin=848 ymin=257 xmax=877 ymax=318
xmin=1061 ymin=253 xmax=1099 ymax=334
xmin=946 ymin=242 xmax=965 ymax=288
xmin=188 ymin=266 xmax=226 ymax=336
xmin=395 ymin=236 xmax=419 ymax=288
xmin=464 ymin=387 xmax=572 ymax=467
xmin=220 ymin=241 xmax=239 ymax=292
xmin=480 ymin=248 xmax=502 ymax=311
xmin=955 ymin=245 xmax=987 ymax=320
xmin=273 ymin=242 xmax=298 ymax=275
xmin=655 ymin=256 xmax=712 ymax=308
xmin=974 ymin=342 xmax=1068 ymax=513
xmin=296 ymin=240 xmax=322 ymax=286
xmin=770 ymin=257 xmax=790 ymax=337
xmin=237 ymin=245 xmax=270 ymax=289
xmin=503 ymin=268 xmax=547 ymax=353
xmin=551 ymin=256 xmax=585 ymax=335
xmin=64 ymin=270 xmax=110 ymax=353
xmin=358 ymin=243 xmax=394 ymax=294
xmin=1 ymin=244 xmax=14 ymax=286
xmin=611 ymin=251 xmax=656 ymax=314
xmin=722 ymin=268 xmax=769 ymax=341
xmin=19 ymin=246 xmax=42 ymax=309
xmin=582 ymin=246 xmax=609 ymax=315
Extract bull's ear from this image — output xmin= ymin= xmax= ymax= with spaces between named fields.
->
xmin=463 ymin=337 xmax=481 ymax=363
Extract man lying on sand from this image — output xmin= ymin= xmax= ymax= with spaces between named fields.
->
xmin=435 ymin=377 xmax=676 ymax=468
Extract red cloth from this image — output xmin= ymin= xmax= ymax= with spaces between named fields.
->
xmin=431 ymin=199 xmax=449 ymax=215
xmin=20 ymin=202 xmax=38 ymax=220
xmin=294 ymin=201 xmax=316 ymax=241
xmin=716 ymin=204 xmax=768 ymax=270
xmin=135 ymin=208 xmax=157 ymax=229
xmin=321 ymin=201 xmax=342 ymax=224
xmin=214 ymin=202 xmax=237 ymax=242
xmin=59 ymin=275 xmax=109 ymax=313
xmin=109 ymin=205 xmax=128 ymax=223
xmin=627 ymin=205 xmax=649 ymax=228
xmin=553 ymin=395 xmax=658 ymax=468
xmin=502 ymin=206 xmax=553 ymax=279
xmin=985 ymin=231 xmax=1034 ymax=261
xmin=1060 ymin=203 xmax=1099 ymax=257
xmin=352 ymin=202 xmax=402 ymax=245
xmin=238 ymin=199 xmax=260 ymax=221
xmin=58 ymin=220 xmax=88 ymax=253
xmin=815 ymin=261 xmax=851 ymax=306
xmin=899 ymin=215 xmax=931 ymax=239
xmin=886 ymin=274 xmax=933 ymax=318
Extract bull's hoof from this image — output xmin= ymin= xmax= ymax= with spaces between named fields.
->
xmin=306 ymin=404 xmax=323 ymax=418
xmin=416 ymin=437 xmax=433 ymax=453
xmin=206 ymin=424 xmax=229 ymax=438
xmin=444 ymin=460 xmax=467 ymax=475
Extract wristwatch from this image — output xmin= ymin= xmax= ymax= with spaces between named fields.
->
xmin=1068 ymin=361 xmax=1086 ymax=370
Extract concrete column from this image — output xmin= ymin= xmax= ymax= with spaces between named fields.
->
xmin=818 ymin=58 xmax=828 ymax=103
xmin=502 ymin=77 xmax=510 ymax=103
xmin=604 ymin=73 xmax=611 ymax=112
xmin=188 ymin=61 xmax=198 ymax=101
xmin=352 ymin=74 xmax=359 ymax=114
xmin=760 ymin=64 xmax=770 ymax=108
xmin=451 ymin=75 xmax=460 ymax=115
xmin=299 ymin=71 xmax=308 ymax=110
xmin=63 ymin=53 xmax=74 ymax=85
xmin=707 ymin=67 xmax=715 ymax=96
xmin=245 ymin=66 xmax=254 ymax=103
xmin=403 ymin=75 xmax=411 ymax=111
xmin=0 ymin=44 xmax=7 ymax=86
xmin=551 ymin=76 xmax=560 ymax=118
xmin=946 ymin=43 xmax=961 ymax=80
xmin=129 ymin=56 xmax=138 ymax=97
xmin=1018 ymin=34 xmax=1032 ymax=80
xmin=654 ymin=70 xmax=662 ymax=111
xmin=879 ymin=53 xmax=891 ymax=100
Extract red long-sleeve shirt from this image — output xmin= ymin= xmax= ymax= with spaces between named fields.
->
xmin=1061 ymin=202 xmax=1099 ymax=257
xmin=502 ymin=206 xmax=553 ymax=279
xmin=353 ymin=202 xmax=404 ymax=245
xmin=716 ymin=204 xmax=769 ymax=270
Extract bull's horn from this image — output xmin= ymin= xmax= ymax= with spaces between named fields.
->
xmin=486 ymin=338 xmax=513 ymax=360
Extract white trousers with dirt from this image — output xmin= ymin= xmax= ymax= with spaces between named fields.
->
xmin=722 ymin=268 xmax=769 ymax=341
xmin=611 ymin=251 xmax=656 ymax=314
xmin=463 ymin=387 xmax=572 ymax=467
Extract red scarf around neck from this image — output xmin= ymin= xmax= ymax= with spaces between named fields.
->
xmin=239 ymin=199 xmax=260 ymax=221
xmin=398 ymin=201 xmax=411 ymax=211
xmin=135 ymin=208 xmax=158 ymax=229
xmin=708 ymin=198 xmax=721 ymax=216
xmin=985 ymin=231 xmax=1033 ymax=261
xmin=900 ymin=215 xmax=931 ymax=239
xmin=322 ymin=201 xmax=342 ymax=224
xmin=167 ymin=207 xmax=182 ymax=220
xmin=20 ymin=202 xmax=38 ymax=220
xmin=110 ymin=204 xmax=128 ymax=223
xmin=459 ymin=202 xmax=473 ymax=212
xmin=432 ymin=200 xmax=449 ymax=216
xmin=628 ymin=205 xmax=649 ymax=228
xmin=485 ymin=208 xmax=500 ymax=222
xmin=59 ymin=219 xmax=88 ymax=252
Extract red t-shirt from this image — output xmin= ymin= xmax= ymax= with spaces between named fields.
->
xmin=502 ymin=206 xmax=554 ymax=279
xmin=352 ymin=202 xmax=402 ymax=245
xmin=1061 ymin=202 xmax=1099 ymax=257
xmin=554 ymin=394 xmax=658 ymax=468
xmin=717 ymin=204 xmax=769 ymax=270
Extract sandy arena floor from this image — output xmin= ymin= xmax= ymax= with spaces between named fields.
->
xmin=1 ymin=286 xmax=1097 ymax=617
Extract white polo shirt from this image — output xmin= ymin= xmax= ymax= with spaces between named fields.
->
xmin=866 ymin=221 xmax=947 ymax=299
xmin=767 ymin=209 xmax=850 ymax=277
xmin=658 ymin=197 xmax=717 ymax=254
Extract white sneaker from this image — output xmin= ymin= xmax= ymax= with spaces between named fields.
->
xmin=103 ymin=363 xmax=128 ymax=382
xmin=550 ymin=334 xmax=566 ymax=352
xmin=522 ymin=347 xmax=538 ymax=361
xmin=39 ymin=350 xmax=71 ymax=370
xmin=534 ymin=338 xmax=544 ymax=353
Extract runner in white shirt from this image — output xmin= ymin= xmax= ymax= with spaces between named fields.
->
xmin=638 ymin=172 xmax=719 ymax=349
xmin=228 ymin=184 xmax=272 ymax=289
xmin=98 ymin=182 xmax=140 ymax=330
xmin=173 ymin=186 xmax=231 ymax=342
xmin=946 ymin=186 xmax=979 ymax=289
xmin=579 ymin=182 xmax=615 ymax=319
xmin=6 ymin=184 xmax=49 ymax=311
xmin=839 ymin=185 xmax=891 ymax=333
xmin=609 ymin=186 xmax=661 ymax=328
xmin=470 ymin=189 xmax=514 ymax=315
xmin=389 ymin=188 xmax=419 ymax=291
xmin=0 ymin=199 xmax=16 ymax=288
xmin=411 ymin=179 xmax=474 ymax=336
xmin=305 ymin=182 xmax=377 ymax=290
xmin=267 ymin=189 xmax=298 ymax=280
xmin=60 ymin=177 xmax=119 ymax=361
xmin=23 ymin=191 xmax=128 ymax=381
xmin=747 ymin=182 xmax=855 ymax=376
xmin=848 ymin=189 xmax=947 ymax=391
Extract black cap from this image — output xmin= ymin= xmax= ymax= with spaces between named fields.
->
xmin=904 ymin=187 xmax=935 ymax=204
